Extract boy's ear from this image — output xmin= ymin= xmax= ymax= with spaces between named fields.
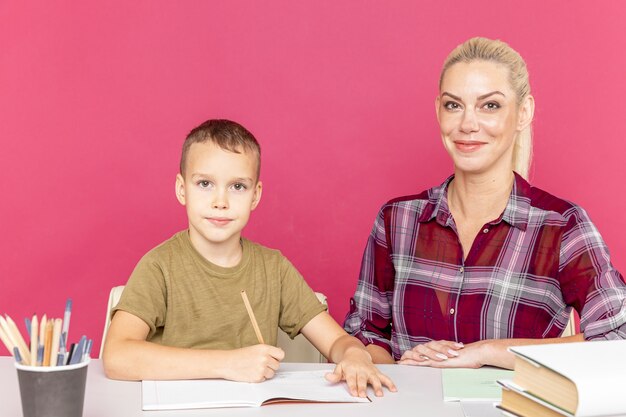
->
xmin=175 ymin=174 xmax=186 ymax=205
xmin=251 ymin=181 xmax=263 ymax=211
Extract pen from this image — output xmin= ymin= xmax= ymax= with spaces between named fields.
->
xmin=61 ymin=299 xmax=72 ymax=350
xmin=25 ymin=317 xmax=31 ymax=336
xmin=13 ymin=346 xmax=23 ymax=364
xmin=56 ymin=334 xmax=65 ymax=366
xmin=84 ymin=338 xmax=93 ymax=362
xmin=240 ymin=290 xmax=265 ymax=344
xmin=70 ymin=336 xmax=86 ymax=365
xmin=66 ymin=342 xmax=76 ymax=365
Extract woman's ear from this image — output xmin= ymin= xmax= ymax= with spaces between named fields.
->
xmin=517 ymin=95 xmax=535 ymax=131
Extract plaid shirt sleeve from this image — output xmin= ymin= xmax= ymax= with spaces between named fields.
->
xmin=344 ymin=206 xmax=396 ymax=353
xmin=558 ymin=206 xmax=626 ymax=340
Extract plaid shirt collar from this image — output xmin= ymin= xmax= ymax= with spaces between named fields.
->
xmin=417 ymin=172 xmax=532 ymax=232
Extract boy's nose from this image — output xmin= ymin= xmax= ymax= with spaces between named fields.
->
xmin=212 ymin=191 xmax=229 ymax=209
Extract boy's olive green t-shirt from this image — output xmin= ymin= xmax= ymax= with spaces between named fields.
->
xmin=113 ymin=231 xmax=327 ymax=349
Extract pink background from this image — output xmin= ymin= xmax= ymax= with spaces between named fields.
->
xmin=1 ymin=1 xmax=625 ymax=355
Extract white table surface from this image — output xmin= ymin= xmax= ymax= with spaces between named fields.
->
xmin=0 ymin=357 xmax=496 ymax=416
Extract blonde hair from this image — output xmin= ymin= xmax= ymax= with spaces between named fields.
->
xmin=439 ymin=37 xmax=532 ymax=179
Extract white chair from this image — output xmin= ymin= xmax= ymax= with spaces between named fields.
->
xmin=99 ymin=285 xmax=328 ymax=363
xmin=560 ymin=309 xmax=578 ymax=338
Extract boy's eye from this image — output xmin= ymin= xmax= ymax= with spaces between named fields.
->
xmin=198 ymin=180 xmax=211 ymax=188
xmin=232 ymin=183 xmax=247 ymax=191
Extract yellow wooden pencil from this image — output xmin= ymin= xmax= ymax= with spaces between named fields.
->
xmin=30 ymin=315 xmax=38 ymax=366
xmin=240 ymin=290 xmax=265 ymax=344
xmin=43 ymin=320 xmax=53 ymax=366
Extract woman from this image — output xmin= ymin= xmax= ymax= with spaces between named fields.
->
xmin=344 ymin=37 xmax=626 ymax=370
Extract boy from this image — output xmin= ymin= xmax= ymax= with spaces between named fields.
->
xmin=103 ymin=119 xmax=395 ymax=397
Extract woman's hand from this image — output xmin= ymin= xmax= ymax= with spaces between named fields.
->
xmin=398 ymin=339 xmax=488 ymax=369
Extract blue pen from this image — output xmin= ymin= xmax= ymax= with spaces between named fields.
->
xmin=61 ymin=299 xmax=72 ymax=349
xmin=13 ymin=346 xmax=23 ymax=364
xmin=84 ymin=339 xmax=93 ymax=362
xmin=37 ymin=345 xmax=44 ymax=366
xmin=24 ymin=318 xmax=31 ymax=336
xmin=70 ymin=336 xmax=86 ymax=365
xmin=56 ymin=336 xmax=66 ymax=366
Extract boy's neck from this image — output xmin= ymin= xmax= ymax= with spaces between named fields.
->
xmin=187 ymin=230 xmax=243 ymax=268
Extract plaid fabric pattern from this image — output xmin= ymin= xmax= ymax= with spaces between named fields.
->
xmin=344 ymin=174 xmax=626 ymax=360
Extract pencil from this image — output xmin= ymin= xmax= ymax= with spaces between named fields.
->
xmin=43 ymin=320 xmax=53 ymax=366
xmin=0 ymin=324 xmax=15 ymax=355
xmin=240 ymin=290 xmax=265 ymax=344
xmin=30 ymin=315 xmax=38 ymax=366
xmin=4 ymin=315 xmax=31 ymax=365
xmin=37 ymin=314 xmax=47 ymax=366
xmin=49 ymin=318 xmax=62 ymax=367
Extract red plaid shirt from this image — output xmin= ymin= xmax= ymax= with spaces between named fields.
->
xmin=344 ymin=174 xmax=626 ymax=359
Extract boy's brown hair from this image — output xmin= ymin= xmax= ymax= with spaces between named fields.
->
xmin=180 ymin=119 xmax=261 ymax=180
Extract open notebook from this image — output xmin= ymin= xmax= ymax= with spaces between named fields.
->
xmin=142 ymin=370 xmax=371 ymax=410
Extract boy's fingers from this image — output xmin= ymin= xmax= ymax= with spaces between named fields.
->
xmin=324 ymin=371 xmax=341 ymax=383
xmin=268 ymin=346 xmax=285 ymax=360
xmin=357 ymin=373 xmax=368 ymax=397
xmin=346 ymin=375 xmax=358 ymax=397
xmin=369 ymin=375 xmax=383 ymax=397
xmin=325 ymin=363 xmax=343 ymax=384
xmin=379 ymin=373 xmax=397 ymax=392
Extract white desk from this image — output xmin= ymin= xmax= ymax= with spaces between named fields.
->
xmin=0 ymin=358 xmax=494 ymax=416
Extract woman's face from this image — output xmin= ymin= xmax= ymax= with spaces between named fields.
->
xmin=436 ymin=60 xmax=533 ymax=177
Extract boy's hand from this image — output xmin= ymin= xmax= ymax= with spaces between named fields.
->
xmin=222 ymin=344 xmax=285 ymax=383
xmin=325 ymin=347 xmax=397 ymax=398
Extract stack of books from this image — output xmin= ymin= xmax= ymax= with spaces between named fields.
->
xmin=496 ymin=340 xmax=626 ymax=417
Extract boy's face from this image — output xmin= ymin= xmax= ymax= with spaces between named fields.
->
xmin=175 ymin=141 xmax=262 ymax=258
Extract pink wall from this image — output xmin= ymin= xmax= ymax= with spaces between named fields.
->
xmin=1 ymin=1 xmax=625 ymax=355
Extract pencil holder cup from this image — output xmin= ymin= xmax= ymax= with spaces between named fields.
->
xmin=15 ymin=358 xmax=90 ymax=417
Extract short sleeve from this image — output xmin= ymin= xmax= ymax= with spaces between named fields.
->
xmin=277 ymin=257 xmax=327 ymax=339
xmin=113 ymin=253 xmax=168 ymax=340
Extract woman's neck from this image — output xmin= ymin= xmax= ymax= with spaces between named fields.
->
xmin=448 ymin=169 xmax=515 ymax=223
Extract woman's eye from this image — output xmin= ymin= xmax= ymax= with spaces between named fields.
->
xmin=444 ymin=101 xmax=461 ymax=110
xmin=483 ymin=101 xmax=500 ymax=110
